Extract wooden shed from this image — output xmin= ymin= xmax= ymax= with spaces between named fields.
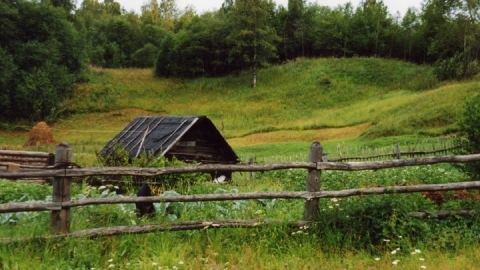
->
xmin=100 ymin=116 xmax=239 ymax=178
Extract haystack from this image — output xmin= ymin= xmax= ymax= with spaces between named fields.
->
xmin=24 ymin=122 xmax=55 ymax=146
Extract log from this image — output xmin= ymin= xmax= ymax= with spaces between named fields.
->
xmin=4 ymin=181 xmax=480 ymax=214
xmin=304 ymin=141 xmax=322 ymax=220
xmin=0 ymin=219 xmax=312 ymax=244
xmin=0 ymin=202 xmax=61 ymax=213
xmin=50 ymin=142 xmax=73 ymax=235
xmin=0 ymin=150 xmax=52 ymax=158
xmin=407 ymin=210 xmax=476 ymax=218
xmin=1 ymin=154 xmax=480 ymax=179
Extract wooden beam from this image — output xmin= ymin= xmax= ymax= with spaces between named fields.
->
xmin=304 ymin=141 xmax=322 ymax=221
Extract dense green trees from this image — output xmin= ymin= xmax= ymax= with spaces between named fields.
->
xmin=0 ymin=0 xmax=84 ymax=121
xmin=226 ymin=0 xmax=280 ymax=87
xmin=3 ymin=0 xmax=480 ymax=122
xmin=73 ymin=0 xmax=480 ymax=80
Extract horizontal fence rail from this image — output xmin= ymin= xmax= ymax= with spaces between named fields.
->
xmin=1 ymin=154 xmax=480 ymax=179
xmin=2 ymin=181 xmax=480 ymax=214
xmin=1 ymin=141 xmax=480 ymax=243
xmin=0 ymin=219 xmax=312 ymax=244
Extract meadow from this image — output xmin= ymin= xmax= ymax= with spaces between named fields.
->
xmin=1 ymin=57 xmax=480 ymax=269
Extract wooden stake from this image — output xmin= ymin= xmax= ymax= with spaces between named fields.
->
xmin=50 ymin=142 xmax=72 ymax=235
xmin=304 ymin=141 xmax=323 ymax=220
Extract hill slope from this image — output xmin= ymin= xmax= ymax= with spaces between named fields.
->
xmin=1 ymin=57 xmax=478 ymax=155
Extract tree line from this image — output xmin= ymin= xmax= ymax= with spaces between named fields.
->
xmin=1 ymin=0 xmax=480 ymax=121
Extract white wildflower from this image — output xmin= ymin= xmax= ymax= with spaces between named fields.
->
xmin=108 ymin=264 xmax=114 ymax=268
xmin=374 ymin=258 xmax=380 ymax=261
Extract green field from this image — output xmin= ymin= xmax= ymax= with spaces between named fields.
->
xmin=1 ymin=58 xmax=480 ymax=269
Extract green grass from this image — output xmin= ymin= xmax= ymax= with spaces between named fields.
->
xmin=1 ymin=57 xmax=480 ymax=269
xmin=57 ymin=58 xmax=476 ymax=141
xmin=1 ymin=165 xmax=480 ymax=269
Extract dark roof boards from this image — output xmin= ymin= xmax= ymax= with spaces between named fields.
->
xmin=100 ymin=116 xmax=239 ymax=165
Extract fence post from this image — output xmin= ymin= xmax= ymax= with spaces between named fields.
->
xmin=249 ymin=157 xmax=255 ymax=179
xmin=304 ymin=141 xmax=323 ymax=220
xmin=50 ymin=142 xmax=73 ymax=235
xmin=395 ymin=143 xmax=401 ymax=159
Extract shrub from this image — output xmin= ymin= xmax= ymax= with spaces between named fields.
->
xmin=130 ymin=43 xmax=158 ymax=68
xmin=0 ymin=1 xmax=84 ymax=121
xmin=455 ymin=94 xmax=480 ymax=178
xmin=434 ymin=51 xmax=480 ymax=81
xmin=96 ymin=144 xmax=209 ymax=190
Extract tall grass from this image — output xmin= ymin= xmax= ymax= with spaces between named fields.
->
xmin=1 ymin=164 xmax=480 ymax=269
xmin=2 ymin=57 xmax=480 ymax=269
xmin=61 ymin=58 xmax=477 ymax=141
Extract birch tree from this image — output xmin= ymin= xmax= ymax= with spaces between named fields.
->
xmin=226 ymin=0 xmax=280 ymax=87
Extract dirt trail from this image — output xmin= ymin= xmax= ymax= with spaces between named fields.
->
xmin=228 ymin=123 xmax=371 ymax=147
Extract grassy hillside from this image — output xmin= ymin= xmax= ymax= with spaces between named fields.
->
xmin=2 ymin=58 xmax=480 ymax=269
xmin=1 ymin=57 xmax=478 ymax=162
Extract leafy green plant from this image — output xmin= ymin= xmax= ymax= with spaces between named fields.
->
xmin=0 ymin=180 xmax=52 ymax=204
xmin=434 ymin=51 xmax=480 ymax=81
xmin=454 ymin=93 xmax=480 ymax=179
xmin=96 ymin=143 xmax=209 ymax=190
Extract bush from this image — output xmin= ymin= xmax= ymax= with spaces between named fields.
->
xmin=96 ymin=144 xmax=209 ymax=190
xmin=0 ymin=1 xmax=84 ymax=121
xmin=130 ymin=43 xmax=158 ymax=68
xmin=434 ymin=51 xmax=480 ymax=81
xmin=455 ymin=94 xmax=480 ymax=178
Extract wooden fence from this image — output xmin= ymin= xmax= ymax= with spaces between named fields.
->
xmin=239 ymin=140 xmax=459 ymax=165
xmin=1 ymin=141 xmax=480 ymax=243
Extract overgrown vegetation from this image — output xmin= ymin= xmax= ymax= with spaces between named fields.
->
xmin=3 ymin=1 xmax=480 ymax=267
xmin=454 ymin=93 xmax=480 ymax=179
xmin=96 ymin=143 xmax=210 ymax=190
xmin=1 ymin=163 xmax=480 ymax=269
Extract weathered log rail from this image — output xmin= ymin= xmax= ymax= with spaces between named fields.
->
xmin=2 ymin=154 xmax=480 ymax=179
xmin=0 ymin=219 xmax=312 ymax=244
xmin=1 ymin=142 xmax=480 ymax=243
xmin=2 ymin=181 xmax=480 ymax=214
xmin=0 ymin=150 xmax=54 ymax=168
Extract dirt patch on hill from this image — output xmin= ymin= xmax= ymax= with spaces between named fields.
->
xmin=228 ymin=123 xmax=371 ymax=147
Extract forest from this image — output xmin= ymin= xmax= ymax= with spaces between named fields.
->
xmin=1 ymin=0 xmax=480 ymax=121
